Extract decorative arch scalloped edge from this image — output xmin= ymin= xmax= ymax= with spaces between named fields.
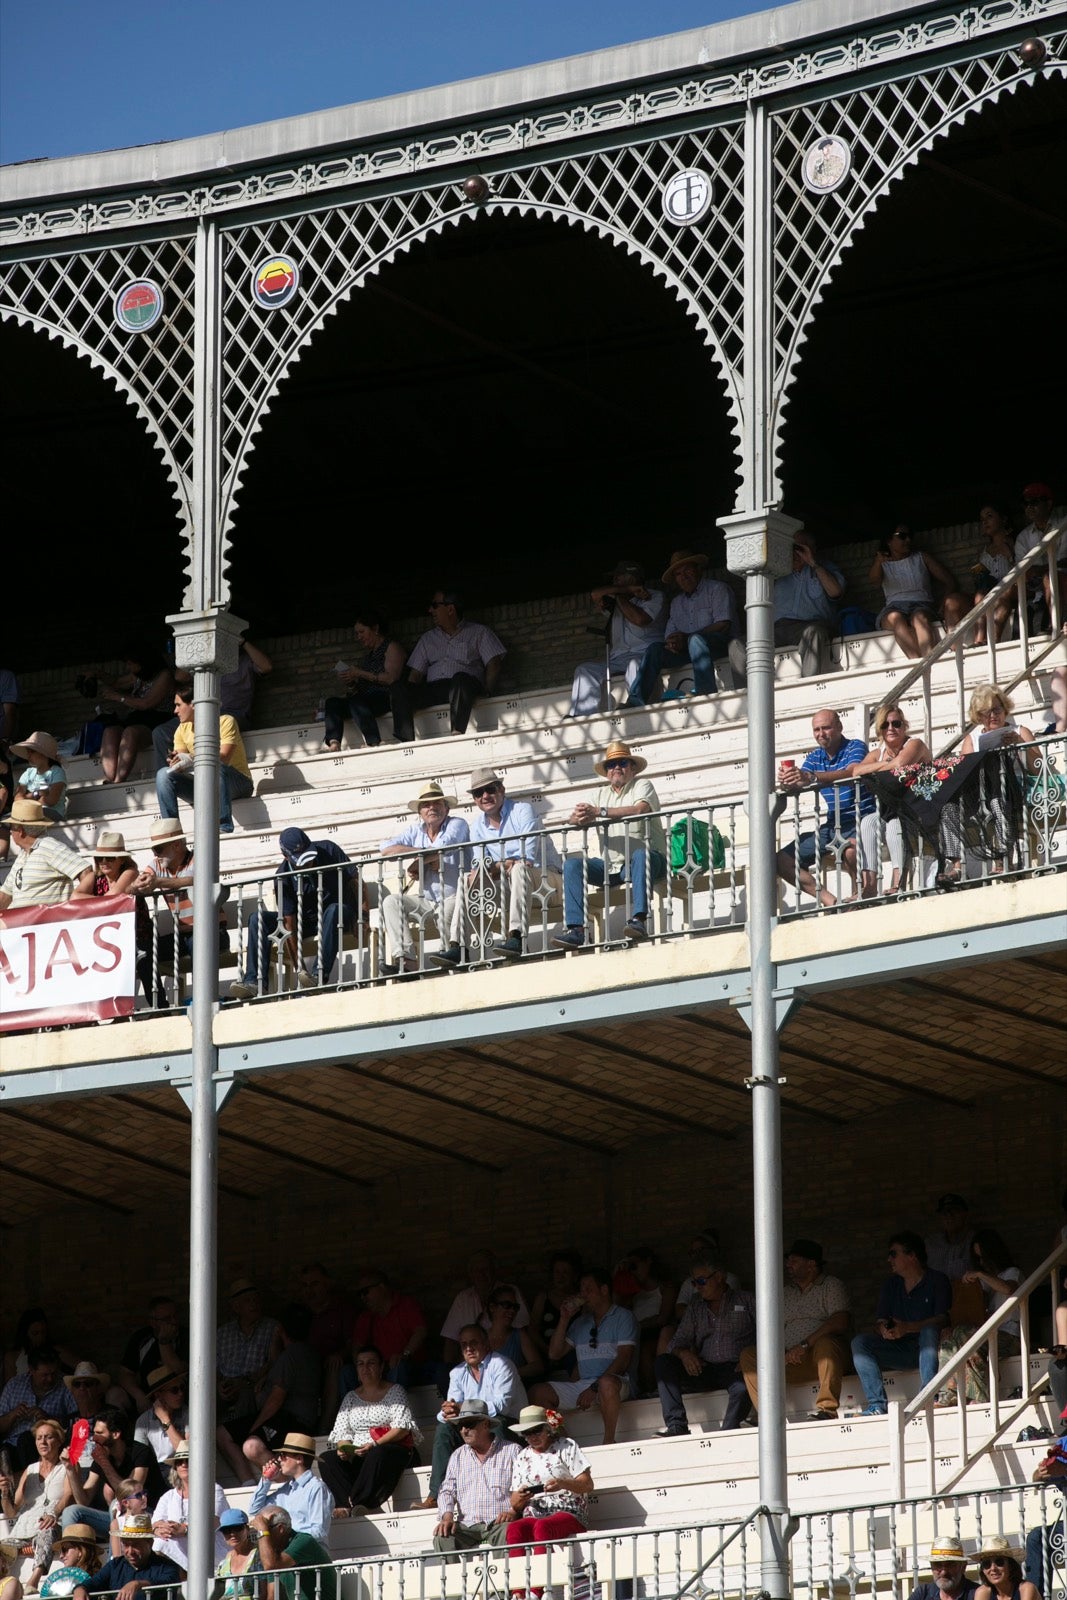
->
xmin=769 ymin=58 xmax=1066 ymax=502
xmin=0 ymin=306 xmax=194 ymax=591
xmin=217 ymin=199 xmax=746 ymax=579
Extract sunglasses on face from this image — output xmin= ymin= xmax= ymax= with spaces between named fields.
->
xmin=884 ymin=718 xmax=905 ymax=729
xmin=525 ymin=1425 xmax=550 ymax=1437
xmin=492 ymin=1300 xmax=520 ymax=1311
xmin=458 ymin=1420 xmax=484 ymax=1431
xmin=471 ymin=784 xmax=499 ymax=799
xmin=604 ymin=759 xmax=632 ymax=771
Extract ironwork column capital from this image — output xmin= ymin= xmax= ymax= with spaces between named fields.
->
xmin=166 ymin=607 xmax=248 ymax=673
xmin=719 ymin=509 xmax=802 ymax=577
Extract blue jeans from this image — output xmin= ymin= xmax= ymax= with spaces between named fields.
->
xmin=638 ymin=631 xmax=745 ymax=700
xmin=156 ymin=762 xmax=254 ymax=831
xmin=60 ymin=1505 xmax=111 ymax=1538
xmin=563 ymin=848 xmax=667 ymax=928
xmin=850 ymin=1325 xmax=940 ymax=1407
xmin=243 ymin=902 xmax=355 ymax=984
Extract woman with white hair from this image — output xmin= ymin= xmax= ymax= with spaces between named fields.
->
xmin=149 ymin=1442 xmax=228 ymax=1571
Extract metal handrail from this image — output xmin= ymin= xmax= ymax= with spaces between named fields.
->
xmin=871 ymin=519 xmax=1065 ymax=749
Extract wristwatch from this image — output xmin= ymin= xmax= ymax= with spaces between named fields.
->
xmin=599 ymin=806 xmax=608 ymax=819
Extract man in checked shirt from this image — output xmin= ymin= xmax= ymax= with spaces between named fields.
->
xmin=653 ymin=1252 xmax=756 ymax=1435
xmin=432 ymin=1399 xmax=520 ymax=1553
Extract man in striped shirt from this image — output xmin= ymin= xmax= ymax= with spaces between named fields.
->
xmin=390 ymin=590 xmax=505 ymax=741
xmin=432 ymin=1401 xmax=519 ymax=1553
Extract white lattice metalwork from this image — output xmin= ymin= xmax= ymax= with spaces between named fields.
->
xmin=0 ymin=0 xmax=1060 ymax=245
xmin=768 ymin=32 xmax=1066 ymax=496
xmin=216 ymin=124 xmax=747 ymax=555
xmin=0 ymin=234 xmax=197 ymax=540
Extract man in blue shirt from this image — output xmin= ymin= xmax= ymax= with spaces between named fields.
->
xmin=446 ymin=768 xmax=560 ymax=962
xmin=424 ymin=1329 xmax=525 ymax=1507
xmin=773 ymin=531 xmax=845 ymax=680
xmin=776 ymin=710 xmax=872 ymax=907
xmin=531 ymin=1268 xmax=638 ymax=1445
xmin=248 ymin=1432 xmax=334 ymax=1540
xmin=906 ymin=1537 xmax=980 ymax=1600
xmin=851 ymin=1232 xmax=951 ymax=1416
xmin=231 ymin=827 xmax=362 ymax=999
xmin=73 ymin=1514 xmax=182 ymax=1600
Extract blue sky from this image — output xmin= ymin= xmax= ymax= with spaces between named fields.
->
xmin=0 ymin=0 xmax=777 ymax=166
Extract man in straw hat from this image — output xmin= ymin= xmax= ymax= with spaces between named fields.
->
xmin=10 ymin=730 xmax=68 ymax=820
xmin=553 ymin=740 xmax=666 ymax=948
xmin=379 ymin=781 xmax=470 ymax=973
xmin=906 ymin=1537 xmax=979 ymax=1600
xmin=0 ymin=798 xmax=93 ymax=911
xmin=636 ymin=549 xmax=746 ymax=703
xmin=133 ymin=1366 xmax=188 ymax=1471
xmin=448 ymin=768 xmax=560 ymax=962
xmin=133 ymin=818 xmax=230 ymax=1006
xmin=69 ymin=1512 xmax=182 ymax=1599
xmin=248 ymin=1433 xmax=333 ymax=1541
xmin=569 ymin=560 xmax=667 ymax=717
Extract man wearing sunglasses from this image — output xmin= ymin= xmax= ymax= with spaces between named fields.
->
xmin=531 ymin=1268 xmax=637 ymax=1446
xmin=133 ymin=1365 xmax=189 ymax=1472
xmin=653 ymin=1255 xmax=755 ymax=1436
xmin=850 ymin=1232 xmax=950 ymax=1416
xmin=553 ymin=739 xmax=667 ymax=948
xmin=450 ymin=768 xmax=560 ymax=961
xmin=433 ymin=1400 xmax=520 ymax=1553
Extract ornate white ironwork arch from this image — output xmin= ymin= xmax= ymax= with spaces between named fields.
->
xmin=214 ymin=122 xmax=748 ymax=563
xmin=768 ymin=35 xmax=1066 ymax=494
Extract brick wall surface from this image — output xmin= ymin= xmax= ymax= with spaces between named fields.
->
xmin=11 ymin=521 xmax=990 ymax=744
xmin=2 ymin=1077 xmax=1061 ymax=1373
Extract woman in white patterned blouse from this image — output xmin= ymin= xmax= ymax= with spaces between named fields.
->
xmin=319 ymin=1348 xmax=421 ymax=1516
xmin=507 ymin=1405 xmax=594 ymax=1561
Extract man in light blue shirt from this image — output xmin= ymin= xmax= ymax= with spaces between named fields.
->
xmin=380 ymin=781 xmax=469 ymax=974
xmin=423 ymin=1326 xmax=526 ymax=1508
xmin=248 ymin=1432 xmax=334 ymax=1540
xmin=447 ymin=768 xmax=561 ymax=962
xmin=531 ymin=1268 xmax=638 ymax=1445
xmin=773 ymin=530 xmax=845 ymax=679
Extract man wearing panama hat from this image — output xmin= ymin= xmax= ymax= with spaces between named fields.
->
xmin=906 ymin=1537 xmax=979 ymax=1600
xmin=248 ymin=1433 xmax=333 ymax=1541
xmin=553 ymin=740 xmax=666 ymax=948
xmin=69 ymin=1512 xmax=182 ymax=1599
xmin=379 ymin=781 xmax=470 ymax=973
xmin=0 ymin=798 xmax=94 ymax=911
xmin=635 ymin=549 xmax=747 ymax=702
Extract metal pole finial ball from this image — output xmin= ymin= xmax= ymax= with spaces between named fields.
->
xmin=463 ymin=176 xmax=490 ymax=204
xmin=1019 ymin=37 xmax=1047 ymax=67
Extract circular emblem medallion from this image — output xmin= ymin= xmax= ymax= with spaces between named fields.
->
xmin=250 ymin=254 xmax=300 ymax=310
xmin=662 ymin=169 xmax=714 ymax=227
xmin=113 ymin=279 xmax=164 ymax=334
xmin=802 ymin=136 xmax=852 ymax=194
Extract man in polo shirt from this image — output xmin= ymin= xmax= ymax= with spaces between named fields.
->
xmin=0 ymin=799 xmax=93 ymax=910
xmin=424 ymin=1328 xmax=526 ymax=1509
xmin=851 ymin=1231 xmax=951 ymax=1417
xmin=775 ymin=709 xmax=872 ymax=907
xmin=738 ymin=1238 xmax=851 ymax=1421
xmin=390 ymin=588 xmax=505 ymax=741
xmin=773 ymin=530 xmax=845 ymax=680
xmin=432 ymin=1403 xmax=520 ymax=1553
xmin=248 ymin=1432 xmax=333 ymax=1541
xmin=531 ymin=1268 xmax=638 ymax=1446
xmin=250 ymin=1504 xmax=336 ymax=1600
xmin=155 ymin=688 xmax=253 ymax=835
xmin=653 ymin=1255 xmax=756 ymax=1435
xmin=907 ymin=1538 xmax=980 ymax=1600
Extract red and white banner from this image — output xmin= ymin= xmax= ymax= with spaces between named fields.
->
xmin=0 ymin=894 xmax=137 ymax=1032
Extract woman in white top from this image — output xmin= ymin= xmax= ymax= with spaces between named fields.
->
xmin=969 ymin=505 xmax=1018 ymax=646
xmin=869 ymin=526 xmax=965 ymax=659
xmin=150 ymin=1441 xmax=228 ymax=1570
xmin=507 ymin=1405 xmax=594 ymax=1561
xmin=854 ymin=705 xmax=932 ymax=896
xmin=0 ymin=1420 xmax=72 ymax=1593
xmin=319 ymin=1347 xmax=421 ymax=1516
xmin=935 ymin=1229 xmax=1022 ymax=1406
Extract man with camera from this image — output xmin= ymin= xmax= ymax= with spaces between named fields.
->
xmin=568 ymin=559 xmax=666 ymax=717
xmin=772 ymin=530 xmax=845 ymax=680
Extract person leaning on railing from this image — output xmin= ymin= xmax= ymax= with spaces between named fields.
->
xmin=247 ymin=1505 xmax=335 ymax=1600
xmin=1025 ymin=1435 xmax=1067 ymax=1590
xmin=775 ymin=712 xmax=872 ymax=909
xmin=852 ymin=705 xmax=932 ymax=897
xmin=69 ymin=1512 xmax=182 ymax=1600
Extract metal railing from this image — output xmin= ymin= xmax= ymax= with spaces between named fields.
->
xmin=889 ymin=1240 xmax=1067 ymax=1499
xmin=875 ymin=520 xmax=1065 ymax=751
xmin=775 ymin=732 xmax=1066 ymax=916
xmin=72 ymin=1482 xmax=1067 ymax=1600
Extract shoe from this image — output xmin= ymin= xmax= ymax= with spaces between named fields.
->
xmin=499 ymin=934 xmax=523 ymax=958
xmin=739 ymin=1415 xmax=759 ymax=1428
xmin=553 ymin=928 xmax=586 ymax=949
xmin=430 ymin=945 xmax=463 ymax=968
xmin=655 ymin=1425 xmax=689 ymax=1437
xmin=220 ymin=821 xmax=235 ymax=835
xmin=805 ymin=1410 xmax=837 ymax=1421
xmin=296 ymin=970 xmax=317 ymax=990
xmin=859 ymin=1404 xmax=887 ymax=1416
xmin=624 ymin=917 xmax=648 ymax=942
xmin=229 ymin=982 xmax=257 ymax=1001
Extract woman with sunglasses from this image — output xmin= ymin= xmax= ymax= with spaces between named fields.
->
xmin=870 ymin=527 xmax=966 ymax=659
xmin=319 ymin=1347 xmax=420 ymax=1518
xmin=506 ymin=1405 xmax=594 ymax=1585
xmin=39 ymin=1521 xmax=102 ymax=1597
xmin=854 ymin=705 xmax=932 ymax=896
xmin=216 ymin=1508 xmax=262 ymax=1599
xmin=150 ymin=1441 xmax=229 ymax=1571
xmin=973 ymin=1535 xmax=1039 ymax=1600
xmin=484 ymin=1287 xmax=542 ymax=1381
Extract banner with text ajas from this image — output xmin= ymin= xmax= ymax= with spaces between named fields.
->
xmin=0 ymin=894 xmax=137 ymax=1032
